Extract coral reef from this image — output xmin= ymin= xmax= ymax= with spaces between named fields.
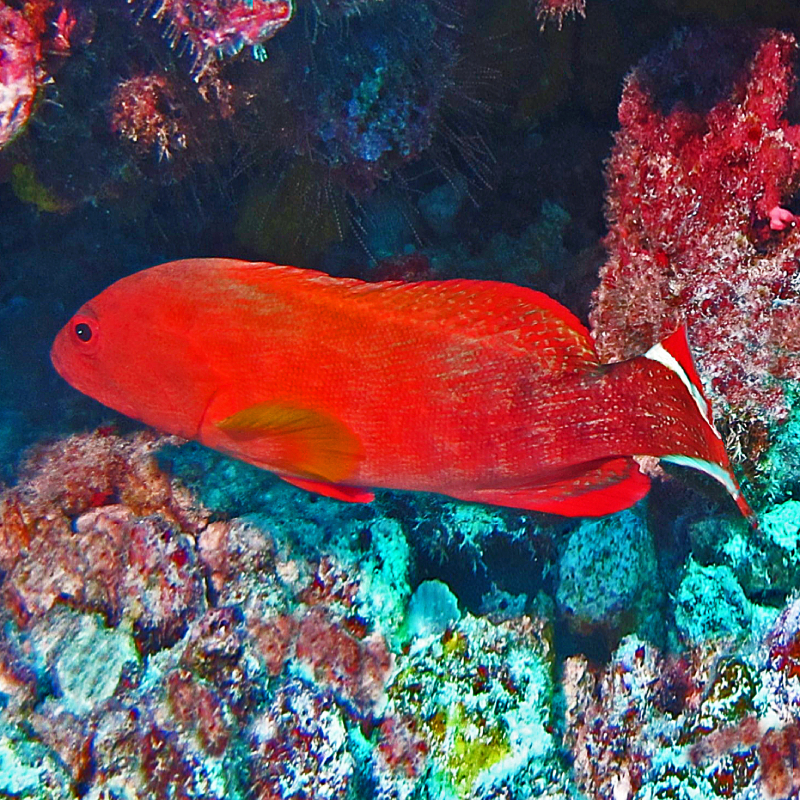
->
xmin=0 ymin=3 xmax=41 ymax=150
xmin=556 ymin=507 xmax=662 ymax=643
xmin=0 ymin=430 xmax=208 ymax=648
xmin=282 ymin=0 xmax=468 ymax=195
xmin=249 ymin=679 xmax=355 ymax=800
xmin=8 ymin=2 xmax=800 ymax=799
xmin=378 ymin=612 xmax=569 ymax=799
xmin=0 ymin=427 xmax=580 ymax=798
xmin=590 ymin=28 xmax=800 ymax=464
xmin=148 ymin=0 xmax=293 ymax=72
xmin=110 ymin=74 xmax=194 ymax=163
xmin=0 ymin=0 xmax=89 ymax=150
xmin=562 ymin=604 xmax=798 ymax=800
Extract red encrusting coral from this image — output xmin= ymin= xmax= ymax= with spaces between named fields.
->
xmin=690 ymin=717 xmax=800 ymax=799
xmin=759 ymin=724 xmax=800 ymax=798
xmin=590 ymin=29 xmax=800 ymax=460
xmin=250 ymin=613 xmax=297 ymax=676
xmin=0 ymin=0 xmax=90 ymax=150
xmin=166 ymin=669 xmax=230 ymax=756
xmin=107 ymin=64 xmax=238 ymax=180
xmin=0 ymin=2 xmax=41 ymax=149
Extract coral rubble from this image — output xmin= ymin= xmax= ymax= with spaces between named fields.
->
xmin=562 ymin=595 xmax=800 ymax=800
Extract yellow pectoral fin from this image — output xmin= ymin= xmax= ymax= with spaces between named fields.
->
xmin=215 ymin=401 xmax=363 ymax=483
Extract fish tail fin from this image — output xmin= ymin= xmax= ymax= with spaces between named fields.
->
xmin=644 ymin=327 xmax=756 ymax=525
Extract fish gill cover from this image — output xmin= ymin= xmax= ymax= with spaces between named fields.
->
xmin=6 ymin=1 xmax=800 ymax=799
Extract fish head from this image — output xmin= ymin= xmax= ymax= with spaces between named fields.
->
xmin=51 ymin=264 xmax=218 ymax=439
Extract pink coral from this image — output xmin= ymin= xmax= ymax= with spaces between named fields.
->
xmin=376 ymin=714 xmax=429 ymax=779
xmin=590 ymin=29 xmax=800 ymax=461
xmin=298 ymin=555 xmax=359 ymax=609
xmin=149 ymin=0 xmax=293 ymax=72
xmin=0 ymin=0 xmax=89 ymax=150
xmin=167 ymin=669 xmax=230 ymax=756
xmin=250 ymin=613 xmax=298 ymax=676
xmin=0 ymin=2 xmax=41 ymax=149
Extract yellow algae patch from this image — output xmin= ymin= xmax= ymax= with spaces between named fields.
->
xmin=427 ymin=702 xmax=511 ymax=799
xmin=11 ymin=164 xmax=69 ymax=213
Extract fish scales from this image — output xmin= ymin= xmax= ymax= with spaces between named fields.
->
xmin=51 ymin=258 xmax=752 ymax=519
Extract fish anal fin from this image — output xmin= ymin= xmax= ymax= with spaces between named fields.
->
xmin=281 ymin=475 xmax=375 ymax=504
xmin=215 ymin=401 xmax=363 ymax=484
xmin=448 ymin=457 xmax=651 ymax=517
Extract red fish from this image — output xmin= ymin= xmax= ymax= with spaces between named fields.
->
xmin=50 ymin=258 xmax=752 ymax=519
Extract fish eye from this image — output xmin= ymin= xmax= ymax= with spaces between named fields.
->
xmin=74 ymin=322 xmax=93 ymax=342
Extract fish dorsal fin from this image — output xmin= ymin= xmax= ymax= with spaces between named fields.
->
xmin=223 ymin=261 xmax=600 ymax=375
xmin=215 ymin=401 xmax=363 ymax=484
xmin=342 ymin=277 xmax=600 ymax=372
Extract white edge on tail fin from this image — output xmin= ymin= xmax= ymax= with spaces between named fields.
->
xmin=644 ymin=336 xmax=750 ymax=517
xmin=659 ymin=454 xmax=742 ymax=503
xmin=643 ymin=340 xmax=720 ymax=438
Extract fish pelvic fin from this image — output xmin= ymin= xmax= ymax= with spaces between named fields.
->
xmin=215 ymin=401 xmax=363 ymax=484
xmin=280 ymin=476 xmax=375 ymax=503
